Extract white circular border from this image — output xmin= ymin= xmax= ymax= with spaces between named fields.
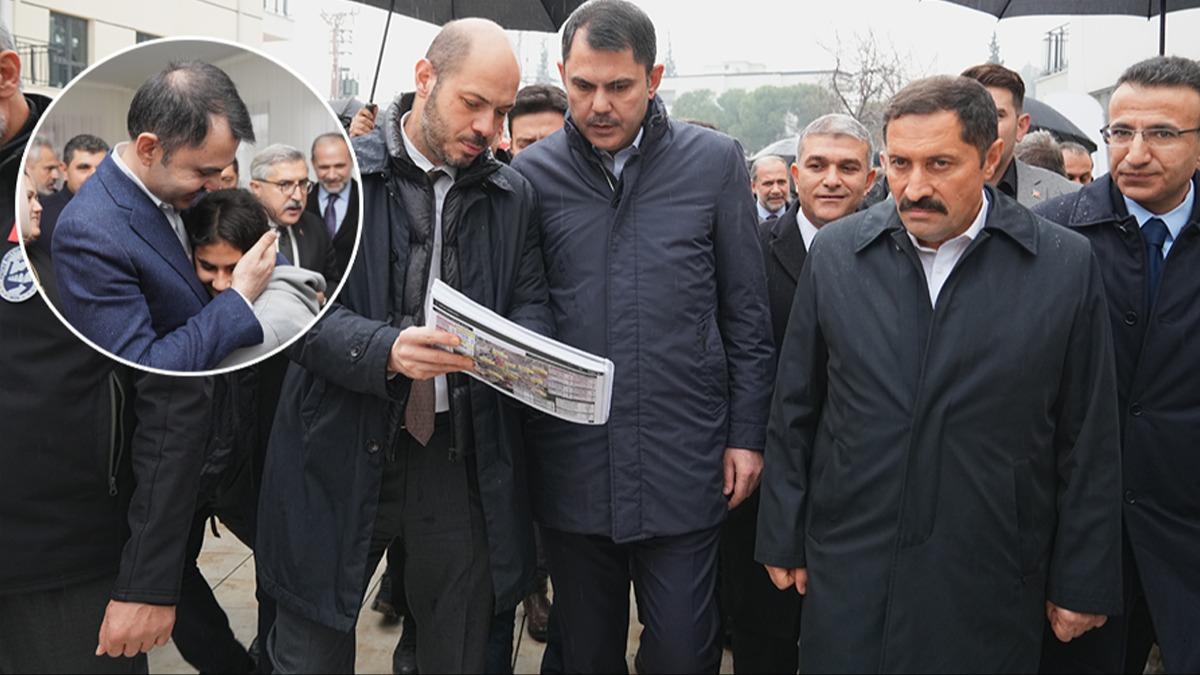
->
xmin=16 ymin=34 xmax=366 ymax=378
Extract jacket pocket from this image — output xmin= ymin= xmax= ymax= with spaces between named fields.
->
xmin=1011 ymin=458 xmax=1038 ymax=577
xmin=299 ymin=377 xmax=327 ymax=430
xmin=696 ymin=314 xmax=728 ymax=405
xmin=107 ymin=371 xmax=127 ymax=497
xmin=808 ymin=439 xmax=845 ymax=543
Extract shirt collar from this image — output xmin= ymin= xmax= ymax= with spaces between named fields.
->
xmin=907 ymin=190 xmax=989 ymax=253
xmin=319 ymin=181 xmax=352 ymax=203
xmin=1124 ymin=180 xmax=1195 ymax=243
xmin=756 ymin=200 xmax=784 ymax=221
xmin=795 ymin=205 xmax=821 ymax=252
xmin=595 ymin=127 xmax=644 ymax=162
xmin=399 ymin=111 xmax=457 ymax=181
xmin=111 ymin=142 xmax=176 ymax=213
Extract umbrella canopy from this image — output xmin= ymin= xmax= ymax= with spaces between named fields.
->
xmin=939 ymin=0 xmax=1200 ymax=54
xmin=346 ymin=0 xmax=583 ymax=32
xmin=752 ymin=136 xmax=800 ymax=165
xmin=1024 ymin=96 xmax=1098 ymax=153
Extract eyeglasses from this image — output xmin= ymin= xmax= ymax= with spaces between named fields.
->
xmin=258 ymin=178 xmax=313 ymax=195
xmin=1100 ymin=125 xmax=1200 ymax=147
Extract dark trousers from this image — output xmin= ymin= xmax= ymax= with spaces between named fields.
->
xmin=720 ymin=492 xmax=800 ymax=674
xmin=173 ymin=510 xmax=256 ymax=674
xmin=268 ymin=418 xmax=493 ymax=674
xmin=0 ymin=574 xmax=148 ymax=674
xmin=541 ymin=525 xmax=722 ymax=674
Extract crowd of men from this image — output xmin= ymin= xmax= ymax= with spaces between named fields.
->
xmin=2 ymin=0 xmax=1199 ymax=674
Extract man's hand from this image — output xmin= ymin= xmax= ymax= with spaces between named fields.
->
xmin=765 ymin=566 xmax=808 ymax=595
xmin=1046 ymin=602 xmax=1107 ymax=642
xmin=723 ymin=447 xmax=763 ymax=510
xmin=349 ymin=105 xmax=378 ymax=137
xmin=95 ymin=600 xmax=175 ymax=658
xmin=230 ymin=230 xmax=278 ymax=303
xmin=387 ymin=326 xmax=475 ymax=379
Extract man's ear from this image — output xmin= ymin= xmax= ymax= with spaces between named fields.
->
xmin=647 ymin=63 xmax=665 ymax=99
xmin=983 ymin=137 xmax=1005 ymax=178
xmin=414 ymin=59 xmax=436 ymax=99
xmin=1016 ymin=112 xmax=1031 ymax=142
xmin=0 ymin=50 xmax=21 ymax=100
xmin=133 ymin=133 xmax=162 ymax=167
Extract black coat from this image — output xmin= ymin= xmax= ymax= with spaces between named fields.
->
xmin=511 ymin=97 xmax=774 ymax=542
xmin=256 ymin=94 xmax=552 ymax=632
xmin=305 ymin=180 xmax=359 ymax=283
xmin=1 ymin=243 xmax=210 ymax=603
xmin=1035 ymin=174 xmax=1200 ymax=670
xmin=760 ymin=201 xmax=808 ymax=349
xmin=279 ymin=210 xmax=341 ymax=289
xmin=756 ymin=189 xmax=1123 ymax=673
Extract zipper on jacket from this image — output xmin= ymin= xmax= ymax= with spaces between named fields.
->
xmin=107 ymin=371 xmax=127 ymax=497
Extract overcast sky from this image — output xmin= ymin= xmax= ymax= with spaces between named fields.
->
xmin=270 ymin=0 xmax=1187 ymax=105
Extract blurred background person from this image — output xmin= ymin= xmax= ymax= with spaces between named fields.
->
xmin=750 ymin=154 xmax=790 ymax=221
xmin=1015 ymin=129 xmax=1068 ymax=177
xmin=508 ymin=83 xmax=567 ymax=157
xmin=219 ymin=158 xmax=240 ymax=189
xmin=24 ymin=134 xmax=60 ymax=195
xmin=305 ymin=132 xmax=358 ymax=282
xmin=34 ymin=133 xmax=108 ymax=259
xmin=1060 ymin=141 xmax=1095 ymax=184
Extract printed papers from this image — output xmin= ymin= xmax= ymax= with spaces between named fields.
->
xmin=425 ymin=279 xmax=613 ymax=425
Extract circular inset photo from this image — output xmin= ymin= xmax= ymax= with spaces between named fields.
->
xmin=18 ymin=37 xmax=362 ymax=375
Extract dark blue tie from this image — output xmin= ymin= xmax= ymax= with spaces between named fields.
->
xmin=323 ymin=192 xmax=339 ymax=238
xmin=1142 ymin=217 xmax=1169 ymax=308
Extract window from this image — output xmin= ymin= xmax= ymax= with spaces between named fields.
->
xmin=263 ymin=0 xmax=290 ymax=16
xmin=1043 ymin=25 xmax=1068 ymax=75
xmin=49 ymin=12 xmax=87 ymax=88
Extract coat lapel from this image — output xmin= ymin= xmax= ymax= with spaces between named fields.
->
xmin=770 ymin=206 xmax=807 ymax=283
xmin=99 ymin=157 xmax=209 ymax=304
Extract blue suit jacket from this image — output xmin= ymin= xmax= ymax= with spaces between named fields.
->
xmin=51 ymin=155 xmax=262 ymax=371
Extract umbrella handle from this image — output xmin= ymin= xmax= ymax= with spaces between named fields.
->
xmin=369 ymin=0 xmax=396 ymax=105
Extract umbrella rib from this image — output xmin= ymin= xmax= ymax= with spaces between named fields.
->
xmin=999 ymin=0 xmax=1014 ymax=18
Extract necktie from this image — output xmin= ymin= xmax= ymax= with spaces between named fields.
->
xmin=406 ymin=167 xmax=448 ymax=446
xmin=766 ymin=212 xmax=778 ymax=221
xmin=1142 ymin=217 xmax=1169 ymax=308
xmin=278 ymin=227 xmax=294 ymax=264
xmin=323 ymin=192 xmax=339 ymax=238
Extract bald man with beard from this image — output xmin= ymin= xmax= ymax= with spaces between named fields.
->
xmin=255 ymin=19 xmax=551 ymax=674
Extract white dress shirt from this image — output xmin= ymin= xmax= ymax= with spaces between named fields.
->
xmin=907 ymin=191 xmax=989 ymax=308
xmin=796 ymin=207 xmax=821 ymax=252
xmin=401 ymin=112 xmax=457 ymax=413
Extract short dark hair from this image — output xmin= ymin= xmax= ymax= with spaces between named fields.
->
xmin=62 ymin=134 xmax=109 ymax=166
xmin=883 ymin=75 xmax=999 ymax=164
xmin=561 ymin=0 xmax=656 ymax=74
xmin=184 ymin=188 xmax=269 ymax=254
xmin=127 ymin=61 xmax=255 ymax=163
xmin=508 ymin=84 xmax=568 ymax=134
xmin=1117 ymin=55 xmax=1200 ymax=99
xmin=961 ymin=62 xmax=1025 ymax=111
xmin=310 ymin=131 xmax=348 ymax=158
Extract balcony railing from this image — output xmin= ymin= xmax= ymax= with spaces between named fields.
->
xmin=14 ymin=38 xmax=61 ymax=89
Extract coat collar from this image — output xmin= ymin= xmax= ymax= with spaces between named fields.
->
xmin=767 ymin=201 xmax=807 ymax=282
xmin=1064 ymin=171 xmax=1200 ymax=232
xmin=854 ymin=185 xmax=1038 ymax=256
xmin=563 ymin=94 xmax=671 ymax=160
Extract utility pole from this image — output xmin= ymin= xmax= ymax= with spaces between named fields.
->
xmin=321 ymin=10 xmax=356 ymax=99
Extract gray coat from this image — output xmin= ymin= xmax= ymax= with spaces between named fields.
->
xmin=1015 ymin=158 xmax=1079 ymax=208
xmin=218 ymin=265 xmax=324 ymax=369
xmin=756 ymin=188 xmax=1122 ymax=672
xmin=511 ymin=97 xmax=774 ymax=542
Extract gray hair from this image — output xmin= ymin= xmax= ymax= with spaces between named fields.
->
xmin=1015 ymin=130 xmax=1066 ymax=177
xmin=0 ymin=20 xmax=15 ymax=53
xmin=750 ymin=155 xmax=787 ymax=183
xmin=250 ymin=143 xmax=306 ymax=180
xmin=1060 ymin=141 xmax=1091 ymax=157
xmin=26 ymin=136 xmax=55 ymax=164
xmin=796 ymin=113 xmax=873 ymax=164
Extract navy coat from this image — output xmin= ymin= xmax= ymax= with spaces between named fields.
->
xmin=511 ymin=97 xmax=774 ymax=542
xmin=51 ymin=156 xmax=261 ymax=371
xmin=756 ymin=189 xmax=1123 ymax=672
xmin=256 ymin=100 xmax=552 ymax=632
xmin=1035 ymin=174 xmax=1200 ymax=671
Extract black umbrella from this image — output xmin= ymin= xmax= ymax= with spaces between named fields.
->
xmin=1024 ymin=96 xmax=1098 ymax=153
xmin=940 ymin=0 xmax=1200 ymax=55
xmin=347 ymin=0 xmax=585 ymax=104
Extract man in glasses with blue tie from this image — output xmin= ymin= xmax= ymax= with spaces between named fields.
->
xmin=249 ymin=143 xmax=341 ymax=289
xmin=1037 ymin=55 xmax=1200 ymax=675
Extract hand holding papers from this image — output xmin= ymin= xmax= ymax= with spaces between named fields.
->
xmin=425 ymin=280 xmax=614 ymax=425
